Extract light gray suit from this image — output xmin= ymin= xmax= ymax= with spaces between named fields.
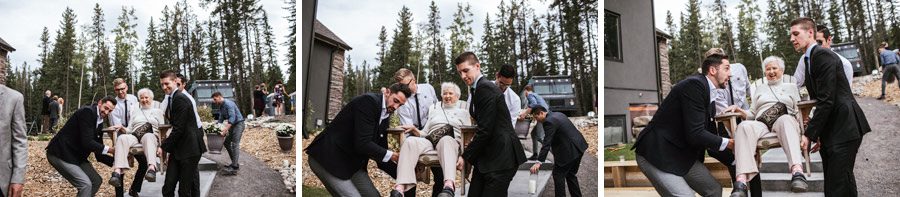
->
xmin=0 ymin=85 xmax=27 ymax=196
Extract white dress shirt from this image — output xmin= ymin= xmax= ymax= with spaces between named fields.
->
xmin=496 ymin=82 xmax=522 ymax=128
xmin=97 ymin=108 xmax=110 ymax=155
xmin=706 ymin=76 xmax=730 ymax=152
xmin=398 ymin=83 xmax=437 ymax=129
xmin=380 ymin=95 xmax=393 ymax=162
xmin=110 ymin=94 xmax=139 ymax=127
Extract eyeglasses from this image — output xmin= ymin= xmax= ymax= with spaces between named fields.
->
xmin=115 ymin=88 xmax=127 ymax=91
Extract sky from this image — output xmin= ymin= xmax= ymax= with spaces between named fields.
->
xmin=0 ymin=0 xmax=293 ymax=76
xmin=315 ymin=0 xmax=553 ymax=69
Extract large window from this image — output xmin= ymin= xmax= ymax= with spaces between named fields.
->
xmin=605 ymin=10 xmax=622 ymax=62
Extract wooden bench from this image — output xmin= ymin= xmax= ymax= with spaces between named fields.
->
xmin=388 ymin=125 xmax=476 ymax=195
xmin=713 ymin=99 xmax=817 ymax=177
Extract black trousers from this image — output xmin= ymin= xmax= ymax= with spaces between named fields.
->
xmin=467 ymin=167 xmax=516 ymax=197
xmin=552 ymin=154 xmax=583 ymax=197
xmin=114 ymin=154 xmax=148 ymax=197
xmin=163 ymin=156 xmax=201 ymax=197
xmin=710 ymin=122 xmax=761 ymax=196
xmin=821 ymin=139 xmax=862 ymax=197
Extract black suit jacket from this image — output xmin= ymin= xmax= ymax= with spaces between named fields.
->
xmin=161 ymin=91 xmax=207 ymax=160
xmin=305 ymin=93 xmax=392 ymax=179
xmin=804 ymin=45 xmax=871 ymax=145
xmin=633 ymin=74 xmax=724 ymax=176
xmin=536 ymin=112 xmax=588 ymax=167
xmin=46 ymin=105 xmax=106 ymax=164
xmin=463 ymin=77 xmax=527 ymax=173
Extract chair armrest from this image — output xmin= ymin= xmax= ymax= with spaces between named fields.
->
xmin=714 ymin=112 xmax=743 ymax=122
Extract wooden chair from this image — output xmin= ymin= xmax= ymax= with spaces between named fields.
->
xmin=714 ymin=99 xmax=817 ymax=177
xmin=105 ymin=125 xmax=171 ymax=173
xmin=388 ymin=125 xmax=477 ymax=195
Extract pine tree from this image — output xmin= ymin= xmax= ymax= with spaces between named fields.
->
xmin=737 ymin=0 xmax=761 ymax=79
xmin=425 ymin=1 xmax=450 ymax=95
xmin=447 ymin=3 xmax=474 ymax=58
xmin=377 ymin=6 xmax=413 ymax=88
xmin=545 ymin=13 xmax=561 ymax=75
xmin=112 ymin=6 xmax=139 ymax=86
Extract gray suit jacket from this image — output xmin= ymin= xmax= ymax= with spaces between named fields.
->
xmin=0 ymin=85 xmax=27 ymax=195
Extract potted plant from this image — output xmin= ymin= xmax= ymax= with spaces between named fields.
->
xmin=275 ymin=124 xmax=295 ymax=152
xmin=204 ymin=122 xmax=225 ymax=154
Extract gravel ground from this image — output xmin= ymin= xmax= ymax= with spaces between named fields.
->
xmin=853 ymin=85 xmax=900 ymax=196
xmin=24 ymin=139 xmax=133 ymax=197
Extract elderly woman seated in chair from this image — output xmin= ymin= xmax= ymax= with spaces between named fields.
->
xmin=111 ymin=88 xmax=165 ymax=184
xmin=726 ymin=56 xmax=807 ymax=197
xmin=390 ymin=82 xmax=470 ymax=197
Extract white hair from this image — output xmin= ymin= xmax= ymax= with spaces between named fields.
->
xmin=762 ymin=56 xmax=785 ymax=72
xmin=137 ymin=88 xmax=154 ymax=100
xmin=440 ymin=82 xmax=461 ymax=98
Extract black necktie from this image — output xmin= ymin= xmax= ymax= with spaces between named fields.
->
xmin=469 ymin=87 xmax=476 ymax=113
xmin=124 ymin=99 xmax=129 ymax=126
xmin=414 ymin=93 xmax=422 ymax=130
xmin=166 ymin=95 xmax=173 ymax=121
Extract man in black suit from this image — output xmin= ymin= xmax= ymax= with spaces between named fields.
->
xmin=159 ymin=70 xmax=207 ymax=197
xmin=46 ymin=96 xmax=117 ymax=197
xmin=305 ymin=83 xmax=411 ymax=196
xmin=632 ymin=54 xmax=734 ymax=196
xmin=790 ymin=17 xmax=871 ymax=196
xmin=454 ymin=52 xmax=527 ymax=196
xmin=528 ymin=106 xmax=587 ymax=197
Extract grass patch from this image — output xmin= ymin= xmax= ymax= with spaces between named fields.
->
xmin=27 ymin=134 xmax=54 ymax=141
xmin=603 ymin=143 xmax=635 ymax=161
xmin=302 ymin=185 xmax=330 ymax=197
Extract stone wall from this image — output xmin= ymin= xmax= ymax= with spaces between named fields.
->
xmin=327 ymin=50 xmax=345 ymax=121
xmin=0 ymin=50 xmax=8 ymax=85
xmin=658 ymin=38 xmax=672 ymax=98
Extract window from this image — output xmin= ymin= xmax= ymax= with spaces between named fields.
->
xmin=605 ymin=10 xmax=622 ymax=62
xmin=604 ymin=115 xmax=626 ymax=146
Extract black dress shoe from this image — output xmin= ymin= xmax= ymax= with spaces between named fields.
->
xmin=128 ymin=190 xmax=139 ymax=197
xmin=145 ymin=168 xmax=157 ymax=182
xmin=730 ymin=182 xmax=748 ymax=197
xmin=791 ymin=172 xmax=809 ymax=192
xmin=109 ymin=172 xmax=123 ymax=187
xmin=389 ymin=189 xmax=404 ymax=197
xmin=878 ymin=96 xmax=886 ymax=100
xmin=437 ymin=187 xmax=455 ymax=197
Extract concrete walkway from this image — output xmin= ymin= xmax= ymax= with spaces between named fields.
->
xmin=126 ymin=157 xmax=219 ymax=197
xmin=204 ymin=150 xmax=294 ymax=196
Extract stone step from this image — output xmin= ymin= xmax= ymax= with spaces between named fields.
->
xmin=759 ymin=148 xmax=823 ymax=173
xmin=126 ymin=157 xmax=219 ymax=197
xmin=759 ymin=172 xmax=824 ymax=192
xmin=760 ymin=191 xmax=825 ymax=196
xmin=520 ymin=160 xmax=554 ymax=170
xmin=458 ymin=169 xmax=553 ymax=197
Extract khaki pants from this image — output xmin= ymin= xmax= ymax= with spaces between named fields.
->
xmin=42 ymin=115 xmax=50 ymax=134
xmin=113 ymin=133 xmax=160 ymax=169
xmin=396 ymin=136 xmax=459 ymax=185
xmin=734 ymin=115 xmax=803 ymax=180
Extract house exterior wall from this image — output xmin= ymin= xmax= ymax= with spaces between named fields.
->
xmin=604 ymin=0 xmax=660 ymax=144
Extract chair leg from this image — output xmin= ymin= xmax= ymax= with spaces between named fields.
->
xmin=462 ymin=162 xmax=467 ymax=195
xmin=804 ymin=149 xmax=812 ymax=177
